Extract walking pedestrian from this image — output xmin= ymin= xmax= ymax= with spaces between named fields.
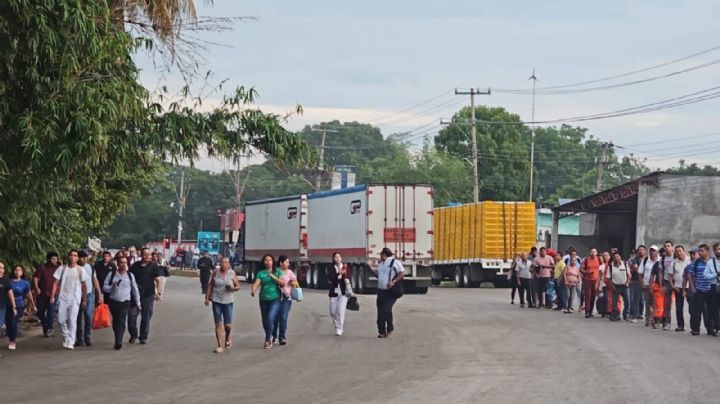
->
xmin=553 ymin=251 xmax=566 ymax=311
xmin=597 ymin=251 xmax=612 ymax=318
xmin=50 ymin=250 xmax=89 ymax=350
xmin=371 ymin=247 xmax=405 ymax=338
xmin=197 ymin=251 xmax=214 ymax=295
xmin=712 ymin=243 xmax=720 ymax=333
xmin=533 ymin=247 xmax=554 ymax=309
xmin=34 ymin=252 xmax=60 ymax=337
xmin=328 ymin=252 xmax=352 ymax=336
xmin=516 ymin=253 xmax=533 ymax=308
xmin=272 ymin=255 xmax=297 ymax=346
xmin=0 ymin=263 xmax=15 ymax=343
xmin=205 ymin=256 xmax=239 ymax=353
xmin=606 ymin=251 xmax=630 ymax=321
xmin=642 ymin=245 xmax=660 ymax=327
xmin=580 ymin=248 xmax=601 ymax=318
xmin=7 ymin=265 xmax=35 ymax=350
xmin=508 ymin=255 xmax=519 ymax=305
xmin=563 ymin=257 xmax=580 ymax=313
xmin=76 ymin=250 xmax=103 ymax=346
xmin=653 ymin=241 xmax=675 ymax=330
xmin=251 ymin=254 xmax=285 ymax=349
xmin=669 ymin=246 xmax=689 ymax=332
xmin=103 ymin=256 xmax=140 ymax=350
xmin=628 ymin=246 xmax=647 ymax=322
xmin=687 ymin=244 xmax=718 ymax=336
xmin=94 ymin=251 xmax=116 ymax=304
xmin=128 ymin=247 xmax=163 ymax=344
xmin=564 ymin=250 xmax=582 ymax=313
xmin=127 ymin=246 xmax=139 ymax=266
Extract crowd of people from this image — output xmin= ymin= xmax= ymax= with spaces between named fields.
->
xmin=509 ymin=242 xmax=720 ymax=336
xmin=0 ymin=245 xmax=407 ymax=354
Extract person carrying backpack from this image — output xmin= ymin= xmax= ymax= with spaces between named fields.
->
xmin=687 ymin=244 xmax=718 ymax=336
xmin=370 ymin=248 xmax=405 ymax=339
xmin=580 ymin=248 xmax=601 ymax=318
xmin=606 ymin=251 xmax=630 ymax=321
xmin=103 ymin=256 xmax=140 ymax=350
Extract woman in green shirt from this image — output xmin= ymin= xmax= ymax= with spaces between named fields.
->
xmin=251 ymin=254 xmax=286 ymax=349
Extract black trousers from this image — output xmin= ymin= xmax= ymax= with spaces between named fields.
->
xmin=510 ymin=274 xmax=518 ymax=302
xmin=109 ymin=300 xmax=131 ymax=346
xmin=376 ymin=290 xmax=397 ymax=334
xmin=670 ymin=289 xmax=685 ymax=329
xmin=128 ymin=295 xmax=155 ymax=341
xmin=200 ymin=269 xmax=211 ymax=293
xmin=519 ymin=278 xmax=532 ymax=305
xmin=36 ymin=295 xmax=54 ymax=333
xmin=690 ymin=285 xmax=717 ymax=334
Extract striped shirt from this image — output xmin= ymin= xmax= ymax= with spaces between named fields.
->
xmin=688 ymin=258 xmax=719 ymax=292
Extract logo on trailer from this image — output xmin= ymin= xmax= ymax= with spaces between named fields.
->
xmin=287 ymin=207 xmax=298 ymax=219
xmin=383 ymin=228 xmax=417 ymax=243
xmin=350 ymin=200 xmax=362 ymax=214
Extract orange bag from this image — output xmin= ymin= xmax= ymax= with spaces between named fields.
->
xmin=652 ymin=283 xmax=665 ymax=318
xmin=92 ymin=303 xmax=111 ymax=330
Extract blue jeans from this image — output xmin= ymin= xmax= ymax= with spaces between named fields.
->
xmin=36 ymin=295 xmax=57 ymax=333
xmin=259 ymin=299 xmax=280 ymax=342
xmin=76 ymin=292 xmax=95 ymax=343
xmin=0 ymin=306 xmax=6 ymax=329
xmin=5 ymin=305 xmax=19 ymax=342
xmin=273 ymin=298 xmax=292 ymax=342
xmin=212 ymin=302 xmax=234 ymax=325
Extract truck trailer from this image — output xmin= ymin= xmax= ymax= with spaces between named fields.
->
xmin=432 ymin=201 xmax=536 ymax=287
xmin=241 ymin=184 xmax=433 ymax=294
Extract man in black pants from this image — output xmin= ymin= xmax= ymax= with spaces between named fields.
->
xmin=128 ymin=248 xmax=163 ymax=344
xmin=370 ymin=248 xmax=405 ymax=338
xmin=197 ymin=250 xmax=214 ymax=294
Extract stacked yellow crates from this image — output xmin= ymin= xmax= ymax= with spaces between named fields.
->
xmin=433 ymin=202 xmax=536 ymax=262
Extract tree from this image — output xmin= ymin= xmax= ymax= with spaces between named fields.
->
xmin=435 ymin=106 xmax=530 ymax=201
xmin=0 ymin=0 xmax=311 ymax=264
xmin=667 ymin=160 xmax=720 ymax=176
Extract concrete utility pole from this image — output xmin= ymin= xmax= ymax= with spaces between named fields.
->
xmin=528 ymin=69 xmax=538 ymax=202
xmin=175 ymin=169 xmax=190 ymax=245
xmin=312 ymin=127 xmax=339 ymax=191
xmin=595 ymin=142 xmax=612 ymax=192
xmin=454 ymin=88 xmax=491 ymax=203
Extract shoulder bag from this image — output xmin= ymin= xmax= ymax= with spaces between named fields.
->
xmin=388 ymin=259 xmax=404 ymax=299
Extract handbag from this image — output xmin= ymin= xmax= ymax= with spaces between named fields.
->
xmin=346 ymin=296 xmax=360 ymax=311
xmin=92 ymin=303 xmax=111 ymax=330
xmin=291 ymin=286 xmax=303 ymax=302
xmin=388 ymin=259 xmax=404 ymax=299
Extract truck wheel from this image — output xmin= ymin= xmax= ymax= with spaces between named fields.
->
xmin=416 ymin=287 xmax=429 ymax=294
xmin=305 ymin=266 xmax=313 ymax=288
xmin=351 ymin=265 xmax=360 ymax=293
xmin=357 ymin=266 xmax=367 ymax=294
xmin=311 ymin=266 xmax=319 ymax=289
xmin=454 ymin=266 xmax=464 ymax=288
xmin=316 ymin=265 xmax=329 ymax=289
xmin=431 ymin=268 xmax=442 ymax=286
xmin=462 ymin=266 xmax=471 ymax=288
xmin=246 ymin=264 xmax=255 ymax=283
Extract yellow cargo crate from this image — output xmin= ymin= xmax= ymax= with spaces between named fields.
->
xmin=433 ymin=201 xmax=536 ymax=262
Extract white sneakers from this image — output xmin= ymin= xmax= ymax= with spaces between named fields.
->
xmin=8 ymin=342 xmax=16 ymax=350
xmin=62 ymin=341 xmax=74 ymax=350
xmin=335 ymin=329 xmax=343 ymax=336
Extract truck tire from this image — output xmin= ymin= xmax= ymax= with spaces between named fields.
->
xmin=305 ymin=266 xmax=313 ymax=289
xmin=416 ymin=287 xmax=429 ymax=294
xmin=356 ymin=266 xmax=367 ymax=294
xmin=462 ymin=266 xmax=471 ymax=288
xmin=454 ymin=266 xmax=464 ymax=288
xmin=311 ymin=266 xmax=319 ymax=289
xmin=431 ymin=268 xmax=442 ymax=286
xmin=351 ymin=265 xmax=360 ymax=293
xmin=316 ymin=265 xmax=329 ymax=290
xmin=246 ymin=264 xmax=255 ymax=283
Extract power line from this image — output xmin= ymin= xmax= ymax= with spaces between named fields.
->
xmin=493 ymin=43 xmax=720 ymax=93
xmin=366 ymin=89 xmax=453 ymax=124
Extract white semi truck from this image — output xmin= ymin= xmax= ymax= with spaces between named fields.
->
xmin=241 ymin=184 xmax=434 ymax=294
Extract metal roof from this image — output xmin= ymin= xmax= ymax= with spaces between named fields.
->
xmin=552 ymin=172 xmax=663 ymax=214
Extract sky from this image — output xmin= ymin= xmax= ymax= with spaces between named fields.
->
xmin=135 ymin=0 xmax=720 ymax=172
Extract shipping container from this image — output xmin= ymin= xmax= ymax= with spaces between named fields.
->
xmin=432 ymin=201 xmax=536 ymax=287
xmin=303 ymin=184 xmax=433 ymax=293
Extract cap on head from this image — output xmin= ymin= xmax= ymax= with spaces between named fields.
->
xmin=649 ymin=245 xmax=659 ymax=252
xmin=689 ymin=247 xmax=699 ymax=253
xmin=78 ymin=250 xmax=89 ymax=258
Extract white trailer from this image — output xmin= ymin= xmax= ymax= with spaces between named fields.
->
xmin=242 ymin=194 xmax=308 ymax=283
xmin=303 ymin=184 xmax=433 ymax=294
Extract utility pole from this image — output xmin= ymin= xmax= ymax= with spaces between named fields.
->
xmin=595 ymin=142 xmax=612 ymax=192
xmin=454 ymin=88 xmax=491 ymax=203
xmin=528 ymin=69 xmax=538 ymax=202
xmin=312 ymin=127 xmax=339 ymax=191
xmin=230 ymin=156 xmax=251 ymax=209
xmin=175 ymin=169 xmax=190 ymax=245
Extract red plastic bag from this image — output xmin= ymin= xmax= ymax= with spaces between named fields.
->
xmin=92 ymin=303 xmax=111 ymax=330
xmin=652 ymin=283 xmax=665 ymax=319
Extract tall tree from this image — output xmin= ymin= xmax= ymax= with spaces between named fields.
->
xmin=0 ymin=0 xmax=311 ymax=264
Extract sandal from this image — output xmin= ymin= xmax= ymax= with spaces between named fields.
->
xmin=263 ymin=341 xmax=272 ymax=349
xmin=225 ymin=340 xmax=232 ymax=350
xmin=214 ymin=347 xmax=223 ymax=353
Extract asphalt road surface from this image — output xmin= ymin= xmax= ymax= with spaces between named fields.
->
xmin=4 ymin=277 xmax=720 ymax=404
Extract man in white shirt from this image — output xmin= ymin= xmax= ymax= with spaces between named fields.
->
xmin=369 ymin=247 xmax=405 ymax=338
xmin=640 ymin=245 xmax=660 ymax=327
xmin=669 ymin=245 xmax=690 ymax=332
xmin=50 ymin=250 xmax=89 ymax=350
xmin=76 ymin=250 xmax=103 ymax=346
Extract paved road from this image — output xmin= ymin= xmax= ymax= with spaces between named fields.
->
xmin=4 ymin=277 xmax=720 ymax=404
